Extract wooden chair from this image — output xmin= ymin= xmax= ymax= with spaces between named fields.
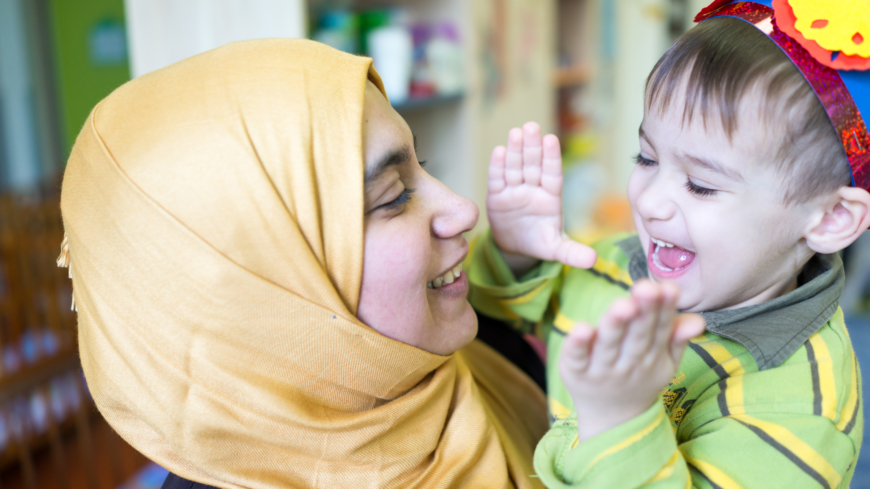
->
xmin=0 ymin=195 xmax=150 ymax=489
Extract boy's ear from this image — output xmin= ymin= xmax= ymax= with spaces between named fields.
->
xmin=805 ymin=186 xmax=870 ymax=254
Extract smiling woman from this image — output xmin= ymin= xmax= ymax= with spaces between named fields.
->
xmin=358 ymin=81 xmax=480 ymax=356
xmin=58 ymin=39 xmax=548 ymax=488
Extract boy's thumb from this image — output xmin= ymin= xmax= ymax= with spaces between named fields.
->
xmin=670 ymin=314 xmax=707 ymax=360
xmin=554 ymin=236 xmax=597 ymax=269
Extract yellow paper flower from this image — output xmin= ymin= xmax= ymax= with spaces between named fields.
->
xmin=790 ymin=0 xmax=870 ymax=58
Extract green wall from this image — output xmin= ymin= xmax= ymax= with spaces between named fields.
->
xmin=48 ymin=0 xmax=130 ymax=154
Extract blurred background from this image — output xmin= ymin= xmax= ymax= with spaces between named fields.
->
xmin=1 ymin=0 xmax=870 ymax=488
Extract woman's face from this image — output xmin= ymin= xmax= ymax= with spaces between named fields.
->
xmin=357 ymin=82 xmax=480 ymax=356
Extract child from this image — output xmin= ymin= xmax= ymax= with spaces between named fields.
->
xmin=467 ymin=1 xmax=870 ymax=487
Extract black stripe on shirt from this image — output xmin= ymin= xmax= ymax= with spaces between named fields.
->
xmin=585 ymin=268 xmax=630 ymax=290
xmin=735 ymin=420 xmax=831 ymax=489
xmin=806 ymin=341 xmax=822 ymax=416
xmin=717 ymin=378 xmax=730 ymax=416
xmin=844 ymin=395 xmax=861 ymax=435
xmin=687 ymin=462 xmax=724 ymax=489
xmin=688 ymin=342 xmax=728 ymax=380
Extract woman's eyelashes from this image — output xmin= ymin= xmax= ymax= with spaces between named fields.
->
xmin=382 ymin=188 xmax=416 ymax=211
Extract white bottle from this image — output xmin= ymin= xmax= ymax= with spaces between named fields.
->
xmin=426 ymin=22 xmax=464 ymax=95
xmin=368 ymin=26 xmax=413 ymax=104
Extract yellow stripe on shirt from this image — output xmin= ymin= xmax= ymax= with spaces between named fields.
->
xmin=554 ymin=312 xmax=575 ymax=334
xmin=724 ymin=375 xmax=746 ymax=416
xmin=694 ymin=338 xmax=745 ymax=376
xmin=808 ymin=333 xmax=838 ymax=421
xmin=683 ymin=453 xmax=742 ymax=489
xmin=589 ymin=409 xmax=667 ymax=467
xmin=497 ymin=280 xmax=550 ymax=307
xmin=590 ymin=257 xmax=634 ymax=287
xmin=837 ymin=350 xmax=860 ymax=433
xmin=645 ymin=448 xmax=681 ymax=484
xmin=732 ymin=414 xmax=842 ymax=489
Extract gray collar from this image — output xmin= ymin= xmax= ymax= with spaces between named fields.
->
xmin=616 ymin=236 xmax=843 ymax=371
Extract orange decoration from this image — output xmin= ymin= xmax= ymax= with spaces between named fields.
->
xmin=773 ymin=0 xmax=870 ymax=70
xmin=788 ymin=0 xmax=870 ymax=57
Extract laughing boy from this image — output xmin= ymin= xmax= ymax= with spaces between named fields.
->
xmin=467 ymin=1 xmax=870 ymax=487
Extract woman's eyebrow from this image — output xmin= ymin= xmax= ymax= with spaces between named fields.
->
xmin=365 ymin=144 xmax=412 ymax=186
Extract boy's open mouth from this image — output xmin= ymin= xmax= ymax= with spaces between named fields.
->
xmin=649 ymin=237 xmax=695 ymax=274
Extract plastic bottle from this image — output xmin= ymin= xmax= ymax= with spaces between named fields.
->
xmin=426 ymin=22 xmax=464 ymax=95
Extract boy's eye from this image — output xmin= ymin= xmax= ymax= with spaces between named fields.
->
xmin=381 ymin=188 xmax=416 ymax=211
xmin=684 ymin=179 xmax=717 ymax=197
xmin=635 ymin=154 xmax=657 ymax=167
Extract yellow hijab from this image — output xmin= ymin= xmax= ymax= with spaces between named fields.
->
xmin=59 ymin=39 xmax=547 ymax=488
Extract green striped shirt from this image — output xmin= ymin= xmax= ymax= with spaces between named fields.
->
xmin=466 ymin=231 xmax=862 ymax=488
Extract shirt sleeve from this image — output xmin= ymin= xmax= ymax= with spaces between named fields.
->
xmin=533 ymin=402 xmax=859 ymax=488
xmin=465 ymin=230 xmax=563 ymax=334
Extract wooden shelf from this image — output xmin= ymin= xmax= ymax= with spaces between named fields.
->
xmin=392 ymin=93 xmax=464 ymax=113
xmin=553 ymin=65 xmax=591 ymax=88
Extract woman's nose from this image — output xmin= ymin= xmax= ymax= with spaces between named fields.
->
xmin=431 ymin=182 xmax=480 ymax=239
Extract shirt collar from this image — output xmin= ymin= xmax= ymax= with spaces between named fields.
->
xmin=616 ymin=236 xmax=843 ymax=371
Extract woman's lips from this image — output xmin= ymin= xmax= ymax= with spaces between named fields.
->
xmin=428 ymin=270 xmax=468 ymax=298
xmin=647 ymin=238 xmax=694 ymax=279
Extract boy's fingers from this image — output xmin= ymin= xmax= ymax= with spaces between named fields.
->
xmin=672 ymin=313 xmax=706 ymax=344
xmin=488 ymin=146 xmax=507 ymax=193
xmin=617 ymin=281 xmax=663 ymax=367
xmin=669 ymin=314 xmax=706 ymax=363
xmin=593 ymin=298 xmax=636 ymax=369
xmin=650 ymin=282 xmax=680 ymax=352
xmin=505 ymin=128 xmax=524 ymax=186
xmin=561 ymin=322 xmax=595 ymax=374
xmin=553 ymin=236 xmax=597 ymax=269
xmin=541 ymin=135 xmax=563 ymax=196
xmin=522 ymin=122 xmax=543 ymax=186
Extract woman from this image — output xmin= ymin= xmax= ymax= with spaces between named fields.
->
xmin=58 ymin=39 xmax=548 ymax=488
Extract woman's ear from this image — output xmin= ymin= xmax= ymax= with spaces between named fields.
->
xmin=805 ymin=186 xmax=870 ymax=254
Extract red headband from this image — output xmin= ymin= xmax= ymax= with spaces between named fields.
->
xmin=696 ymin=1 xmax=870 ymax=190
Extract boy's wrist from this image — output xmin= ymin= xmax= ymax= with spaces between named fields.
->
xmin=572 ymin=401 xmax=655 ymax=444
xmin=498 ymin=247 xmax=541 ymax=278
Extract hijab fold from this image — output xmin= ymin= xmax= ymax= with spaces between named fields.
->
xmin=60 ymin=39 xmax=547 ymax=488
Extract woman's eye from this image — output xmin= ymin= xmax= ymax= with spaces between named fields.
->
xmin=684 ymin=179 xmax=717 ymax=197
xmin=635 ymin=154 xmax=657 ymax=167
xmin=382 ymin=188 xmax=416 ymax=210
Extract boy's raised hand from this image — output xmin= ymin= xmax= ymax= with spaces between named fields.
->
xmin=559 ymin=280 xmax=706 ymax=443
xmin=488 ymin=122 xmax=597 ymax=275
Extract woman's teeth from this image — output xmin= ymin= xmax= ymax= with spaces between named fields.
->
xmin=427 ymin=264 xmax=463 ymax=289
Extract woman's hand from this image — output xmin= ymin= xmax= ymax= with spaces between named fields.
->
xmin=487 ymin=122 xmax=597 ymax=276
xmin=559 ymin=280 xmax=706 ymax=443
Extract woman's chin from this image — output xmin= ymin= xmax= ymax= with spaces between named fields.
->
xmin=430 ymin=300 xmax=478 ymax=356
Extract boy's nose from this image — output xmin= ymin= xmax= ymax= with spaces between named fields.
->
xmin=635 ymin=179 xmax=677 ymax=223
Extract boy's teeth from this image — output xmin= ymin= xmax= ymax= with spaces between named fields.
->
xmin=427 ymin=263 xmax=464 ymax=289
xmin=652 ymin=238 xmax=674 ymax=248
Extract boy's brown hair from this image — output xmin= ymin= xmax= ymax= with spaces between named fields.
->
xmin=645 ymin=17 xmax=851 ymax=204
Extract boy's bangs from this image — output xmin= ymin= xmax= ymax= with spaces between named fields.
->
xmin=645 ymin=17 xmax=800 ymax=139
xmin=644 ymin=17 xmax=850 ymax=203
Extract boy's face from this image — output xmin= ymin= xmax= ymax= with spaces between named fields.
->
xmin=628 ymin=92 xmax=816 ymax=312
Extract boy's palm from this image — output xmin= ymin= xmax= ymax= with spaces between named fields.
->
xmin=487 ymin=124 xmax=596 ymax=271
xmin=559 ymin=280 xmax=707 ymax=442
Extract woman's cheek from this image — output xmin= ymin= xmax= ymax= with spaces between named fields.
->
xmin=358 ymin=222 xmax=431 ymax=343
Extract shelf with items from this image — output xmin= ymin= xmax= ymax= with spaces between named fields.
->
xmin=305 ymin=0 xmax=557 ymax=230
xmin=554 ymin=0 xmax=635 ymax=239
xmin=308 ymin=3 xmax=465 ymax=109
xmin=392 ymin=92 xmax=464 ymax=113
xmin=552 ymin=64 xmax=591 ymax=88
